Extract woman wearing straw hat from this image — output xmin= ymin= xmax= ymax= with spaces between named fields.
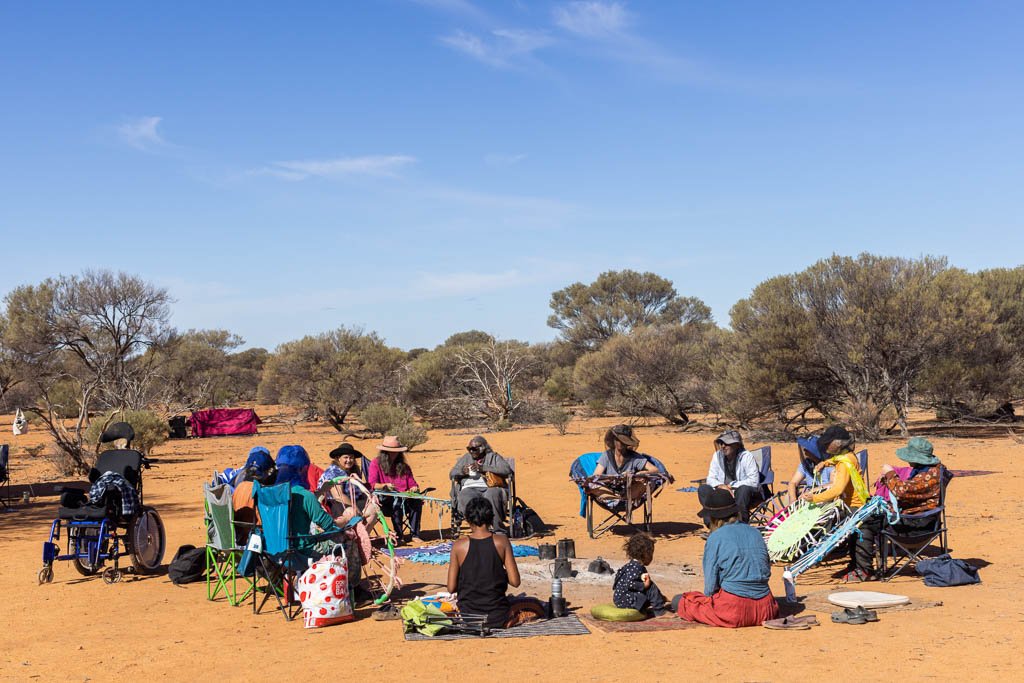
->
xmin=368 ymin=436 xmax=424 ymax=543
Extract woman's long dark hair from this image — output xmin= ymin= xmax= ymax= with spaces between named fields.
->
xmin=377 ymin=450 xmax=408 ymax=477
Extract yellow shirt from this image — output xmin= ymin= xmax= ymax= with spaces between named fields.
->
xmin=810 ymin=452 xmax=868 ymax=509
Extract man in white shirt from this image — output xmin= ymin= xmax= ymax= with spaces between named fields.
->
xmin=699 ymin=430 xmax=760 ymax=523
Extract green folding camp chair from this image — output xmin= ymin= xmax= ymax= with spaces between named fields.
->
xmin=204 ymin=482 xmax=254 ymax=606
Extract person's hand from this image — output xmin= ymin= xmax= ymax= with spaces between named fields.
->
xmin=463 ymin=464 xmax=473 ymax=476
xmin=813 ymin=461 xmax=827 ymax=474
xmin=880 ymin=464 xmax=894 ymax=475
xmin=409 ymin=486 xmax=420 ymax=493
xmin=641 ymin=573 xmax=651 ymax=588
xmin=801 ymin=491 xmax=815 ymax=502
xmin=716 ymin=484 xmax=731 ymax=491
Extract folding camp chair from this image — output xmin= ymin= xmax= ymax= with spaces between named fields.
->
xmin=0 ymin=445 xmax=10 ymax=509
xmin=570 ymin=452 xmax=670 ymax=539
xmin=879 ymin=467 xmax=953 ymax=581
xmin=204 ymin=482 xmax=254 ymax=606
xmin=449 ymin=458 xmax=517 ymax=538
xmin=744 ymin=446 xmax=778 ymax=526
xmin=250 ymin=482 xmax=337 ymax=620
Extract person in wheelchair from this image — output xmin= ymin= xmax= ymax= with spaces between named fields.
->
xmin=590 ymin=425 xmax=669 ymax=509
xmin=449 ymin=436 xmax=514 ymax=531
xmin=700 ymin=430 xmax=760 ymax=523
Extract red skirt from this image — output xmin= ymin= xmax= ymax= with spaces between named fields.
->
xmin=676 ymin=589 xmax=778 ymax=628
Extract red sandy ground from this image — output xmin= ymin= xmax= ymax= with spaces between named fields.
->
xmin=1 ymin=409 xmax=1022 ymax=682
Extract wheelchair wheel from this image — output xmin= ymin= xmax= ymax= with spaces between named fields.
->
xmin=128 ymin=506 xmax=165 ymax=574
xmin=38 ymin=566 xmax=54 ymax=584
xmin=70 ymin=527 xmax=104 ymax=576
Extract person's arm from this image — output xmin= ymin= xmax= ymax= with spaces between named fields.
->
xmin=446 ymin=538 xmax=467 ymax=593
xmin=406 ymin=467 xmax=419 ymax=492
xmin=592 ymin=454 xmax=609 ymax=477
xmin=884 ymin=467 xmax=939 ymax=505
xmin=734 ymin=452 xmax=760 ymax=489
xmin=304 ymin=491 xmax=340 ymax=532
xmin=702 ymin=534 xmax=721 ymax=596
xmin=706 ymin=453 xmax=724 ymax=488
xmin=495 ymin=534 xmax=521 ymax=587
xmin=483 ymin=452 xmax=513 ymax=477
xmin=449 ymin=454 xmax=470 ymax=480
xmin=809 ymin=460 xmax=849 ymax=503
xmin=787 ymin=469 xmax=805 ymax=502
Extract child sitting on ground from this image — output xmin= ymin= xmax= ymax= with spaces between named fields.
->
xmin=613 ymin=532 xmax=668 ymax=616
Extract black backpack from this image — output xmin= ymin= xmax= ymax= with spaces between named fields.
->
xmin=168 ymin=544 xmax=206 ymax=584
xmin=510 ymin=497 xmax=546 ymax=539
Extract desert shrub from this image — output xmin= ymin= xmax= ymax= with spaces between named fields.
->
xmin=585 ymin=398 xmax=608 ymax=417
xmin=509 ymin=396 xmax=550 ymax=425
xmin=547 ymin=405 xmax=572 ymax=435
xmin=543 ymin=366 xmax=574 ymax=402
xmin=490 ymin=418 xmax=513 ymax=432
xmin=83 ymin=408 xmax=169 ymax=456
xmin=357 ymin=402 xmax=429 ymax=450
xmin=360 ymin=403 xmax=410 ymax=437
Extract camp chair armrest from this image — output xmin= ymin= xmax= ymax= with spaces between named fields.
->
xmin=690 ymin=478 xmax=707 ymax=485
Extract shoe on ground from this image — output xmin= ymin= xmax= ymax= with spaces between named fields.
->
xmin=372 ymin=603 xmax=401 ymax=621
xmin=831 ymin=608 xmax=867 ymax=625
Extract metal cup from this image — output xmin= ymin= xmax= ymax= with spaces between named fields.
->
xmin=552 ymin=557 xmax=573 ymax=578
xmin=557 ymin=538 xmax=576 ymax=559
xmin=549 ymin=596 xmax=568 ymax=618
xmin=538 ymin=543 xmax=557 ymax=560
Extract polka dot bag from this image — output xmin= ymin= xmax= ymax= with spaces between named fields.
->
xmin=299 ymin=544 xmax=355 ymax=628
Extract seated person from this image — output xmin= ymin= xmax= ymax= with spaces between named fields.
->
xmin=591 ymin=425 xmax=669 ymax=506
xmin=800 ymin=425 xmax=872 ymax=582
xmin=231 ymin=446 xmax=273 ymax=488
xmin=850 ymin=437 xmax=948 ymax=582
xmin=613 ymin=532 xmax=668 ymax=616
xmin=449 ymin=436 xmax=513 ymax=530
xmin=232 ymin=448 xmax=277 ymax=544
xmin=673 ymin=488 xmax=778 ymax=627
xmin=318 ymin=443 xmax=369 ymax=520
xmin=368 ymin=436 xmax=423 ymax=543
xmin=446 ymin=497 xmax=522 ymax=629
xmin=785 ymin=435 xmax=831 ymax=503
xmin=700 ymin=430 xmax=759 ymax=523
xmin=275 ymin=444 xmax=311 ymax=490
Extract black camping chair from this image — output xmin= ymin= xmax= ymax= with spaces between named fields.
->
xmin=0 ymin=444 xmax=10 ymax=509
xmin=879 ymin=467 xmax=953 ymax=581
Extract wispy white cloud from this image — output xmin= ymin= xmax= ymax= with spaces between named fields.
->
xmin=485 ymin=153 xmax=527 ymax=167
xmin=440 ymin=27 xmax=552 ymax=68
xmin=409 ymin=0 xmax=489 ymax=23
xmin=252 ymin=155 xmax=417 ymax=181
xmin=412 ymin=269 xmax=528 ymax=297
xmin=553 ymin=1 xmax=629 ymax=37
xmin=116 ymin=116 xmax=167 ymax=151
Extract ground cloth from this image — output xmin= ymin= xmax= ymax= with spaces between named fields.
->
xmin=949 ymin=470 xmax=997 ymax=478
xmin=398 ymin=542 xmax=539 ymax=565
xmin=404 ymin=614 xmax=589 ymax=640
xmin=582 ymin=615 xmax=700 ymax=633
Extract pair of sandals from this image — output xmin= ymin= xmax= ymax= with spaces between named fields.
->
xmin=831 ymin=606 xmax=879 ymax=625
xmin=763 ymin=614 xmax=820 ymax=630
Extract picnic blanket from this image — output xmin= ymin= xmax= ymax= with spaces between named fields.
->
xmin=404 ymin=614 xmax=589 ymax=640
xmin=398 ymin=542 xmax=539 ymax=565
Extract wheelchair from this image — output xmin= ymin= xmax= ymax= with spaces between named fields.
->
xmin=38 ymin=422 xmax=166 ymax=585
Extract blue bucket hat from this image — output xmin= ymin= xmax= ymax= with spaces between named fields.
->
xmin=796 ymin=436 xmax=822 ymax=461
xmin=276 ymin=445 xmax=310 ymax=488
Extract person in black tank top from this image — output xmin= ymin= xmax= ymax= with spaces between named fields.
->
xmin=447 ymin=497 xmax=521 ymax=629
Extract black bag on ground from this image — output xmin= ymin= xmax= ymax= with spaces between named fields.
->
xmin=510 ymin=497 xmax=546 ymax=538
xmin=915 ymin=553 xmax=981 ymax=587
xmin=168 ymin=544 xmax=206 ymax=584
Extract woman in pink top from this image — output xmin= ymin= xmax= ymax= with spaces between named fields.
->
xmin=368 ymin=436 xmax=423 ymax=543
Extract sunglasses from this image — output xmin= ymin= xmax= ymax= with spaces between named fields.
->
xmin=468 ymin=445 xmax=484 ymax=453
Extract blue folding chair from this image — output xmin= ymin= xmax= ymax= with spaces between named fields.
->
xmin=569 ymin=452 xmax=670 ymax=538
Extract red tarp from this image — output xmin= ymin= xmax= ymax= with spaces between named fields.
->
xmin=188 ymin=408 xmax=261 ymax=437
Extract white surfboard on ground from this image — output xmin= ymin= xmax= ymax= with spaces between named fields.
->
xmin=828 ymin=591 xmax=911 ymax=608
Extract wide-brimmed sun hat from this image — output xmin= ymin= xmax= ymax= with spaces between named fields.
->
xmin=378 ymin=436 xmax=408 ymax=453
xmin=608 ymin=424 xmax=639 ymax=447
xmin=329 ymin=443 xmax=364 ymax=460
xmin=818 ymin=425 xmax=852 ymax=454
xmin=697 ymin=487 xmax=739 ymax=520
xmin=895 ymin=437 xmax=939 ymax=466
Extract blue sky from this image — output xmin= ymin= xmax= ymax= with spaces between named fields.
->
xmin=2 ymin=1 xmax=1022 ymax=351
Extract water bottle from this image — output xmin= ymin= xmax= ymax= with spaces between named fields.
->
xmin=551 ymin=576 xmax=562 ymax=599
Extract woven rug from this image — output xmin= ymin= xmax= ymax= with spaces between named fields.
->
xmin=794 ymin=589 xmax=942 ymax=615
xmin=581 ymin=615 xmax=701 ymax=633
xmin=404 ymin=614 xmax=590 ymax=641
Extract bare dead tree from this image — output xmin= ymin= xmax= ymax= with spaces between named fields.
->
xmin=454 ymin=340 xmax=537 ymax=421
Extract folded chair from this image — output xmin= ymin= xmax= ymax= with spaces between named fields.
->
xmin=204 ymin=482 xmax=254 ymax=606
xmin=251 ymin=482 xmax=337 ymax=620
xmin=879 ymin=467 xmax=953 ymax=581
xmin=570 ymin=452 xmax=670 ymax=539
